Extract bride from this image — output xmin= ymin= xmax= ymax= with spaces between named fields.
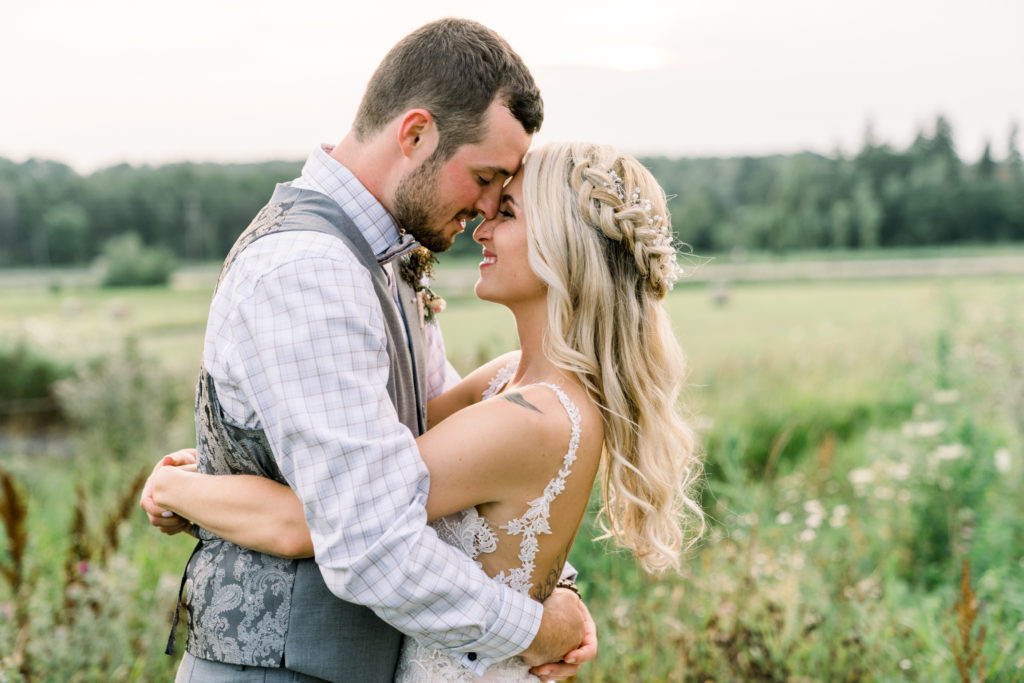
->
xmin=148 ymin=141 xmax=703 ymax=681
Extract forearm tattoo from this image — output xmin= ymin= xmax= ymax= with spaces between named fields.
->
xmin=532 ymin=534 xmax=576 ymax=602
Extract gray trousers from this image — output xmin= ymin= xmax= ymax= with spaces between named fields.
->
xmin=176 ymin=653 xmax=330 ymax=683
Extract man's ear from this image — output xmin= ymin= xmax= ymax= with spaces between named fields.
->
xmin=397 ymin=109 xmax=437 ymax=160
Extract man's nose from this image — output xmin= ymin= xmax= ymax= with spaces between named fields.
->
xmin=474 ymin=184 xmax=502 ymax=220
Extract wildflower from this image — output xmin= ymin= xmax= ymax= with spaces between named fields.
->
xmin=799 ymin=529 xmax=816 ymax=543
xmin=803 ymin=499 xmax=825 ymax=516
xmin=995 ymin=448 xmax=1012 ymax=474
xmin=933 ymin=389 xmax=960 ymax=404
xmin=902 ymin=420 xmax=945 ymax=438
xmin=775 ymin=511 xmax=793 ymax=525
xmin=888 ymin=462 xmax=911 ymax=481
xmin=848 ymin=468 xmax=875 ymax=486
xmin=933 ymin=443 xmax=967 ymax=461
xmin=789 ymin=552 xmax=806 ymax=570
xmin=830 ymin=505 xmax=850 ymax=528
xmin=899 ymin=659 xmax=912 ymax=670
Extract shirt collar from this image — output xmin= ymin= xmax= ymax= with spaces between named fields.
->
xmin=291 ymin=145 xmax=417 ymax=263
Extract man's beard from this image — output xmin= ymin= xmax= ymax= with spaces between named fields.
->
xmin=393 ymin=157 xmax=469 ymax=253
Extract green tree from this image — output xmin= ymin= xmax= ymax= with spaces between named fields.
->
xmin=41 ymin=203 xmax=90 ymax=264
xmin=99 ymin=232 xmax=177 ymax=287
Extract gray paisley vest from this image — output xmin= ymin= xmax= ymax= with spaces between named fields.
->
xmin=176 ymin=184 xmax=427 ymax=682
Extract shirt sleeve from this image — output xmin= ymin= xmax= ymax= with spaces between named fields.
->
xmin=424 ymin=320 xmax=462 ymax=400
xmin=214 ymin=237 xmax=542 ymax=673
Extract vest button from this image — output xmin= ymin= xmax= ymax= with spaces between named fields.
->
xmin=468 ymin=652 xmax=477 ymax=661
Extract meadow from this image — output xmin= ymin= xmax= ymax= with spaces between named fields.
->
xmin=0 ymin=261 xmax=1022 ymax=681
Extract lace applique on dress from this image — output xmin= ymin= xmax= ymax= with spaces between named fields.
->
xmin=394 ymin=361 xmax=584 ymax=682
xmin=476 ymin=361 xmax=582 ymax=595
xmin=491 ymin=381 xmax=581 ymax=595
xmin=484 ymin=360 xmax=519 ymax=401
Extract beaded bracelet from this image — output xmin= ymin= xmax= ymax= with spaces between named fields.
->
xmin=555 ymin=577 xmax=581 ymax=599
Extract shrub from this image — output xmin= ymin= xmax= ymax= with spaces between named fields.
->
xmin=99 ymin=233 xmax=176 ymax=288
xmin=0 ymin=340 xmax=73 ymax=425
xmin=54 ymin=338 xmax=182 ymax=461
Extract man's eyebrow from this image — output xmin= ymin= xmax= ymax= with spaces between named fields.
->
xmin=482 ymin=165 xmax=517 ymax=179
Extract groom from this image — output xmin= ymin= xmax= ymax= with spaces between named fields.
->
xmin=140 ymin=18 xmax=592 ymax=683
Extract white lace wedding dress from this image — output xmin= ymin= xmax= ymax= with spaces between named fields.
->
xmin=394 ymin=362 xmax=582 ymax=682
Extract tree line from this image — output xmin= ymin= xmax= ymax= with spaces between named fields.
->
xmin=1 ymin=116 xmax=1022 ymax=267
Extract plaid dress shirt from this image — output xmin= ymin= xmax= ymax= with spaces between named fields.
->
xmin=203 ymin=145 xmax=542 ymax=673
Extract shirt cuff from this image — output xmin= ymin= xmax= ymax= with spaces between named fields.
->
xmin=455 ymin=586 xmax=544 ymax=676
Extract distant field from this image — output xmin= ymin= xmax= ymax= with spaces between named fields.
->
xmin=1 ymin=260 xmax=1020 ymax=383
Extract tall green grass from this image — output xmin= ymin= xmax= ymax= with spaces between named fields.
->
xmin=1 ymin=272 xmax=1022 ymax=680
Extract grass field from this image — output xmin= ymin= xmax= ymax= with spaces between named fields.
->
xmin=1 ymin=261 xmax=1023 ymax=680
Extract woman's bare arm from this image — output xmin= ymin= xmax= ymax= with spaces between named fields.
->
xmin=145 ymin=350 xmax=542 ymax=559
xmin=150 ymin=466 xmax=314 ymax=559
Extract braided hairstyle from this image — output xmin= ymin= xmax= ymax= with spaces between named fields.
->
xmin=521 ymin=142 xmax=703 ymax=573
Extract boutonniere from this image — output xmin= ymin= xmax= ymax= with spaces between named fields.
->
xmin=399 ymin=246 xmax=446 ymax=328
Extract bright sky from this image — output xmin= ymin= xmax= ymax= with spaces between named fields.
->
xmin=3 ymin=0 xmax=1022 ymax=173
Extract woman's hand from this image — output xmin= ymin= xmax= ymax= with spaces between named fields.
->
xmin=139 ymin=448 xmax=196 ymax=535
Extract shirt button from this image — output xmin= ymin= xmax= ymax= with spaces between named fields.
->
xmin=468 ymin=652 xmax=477 ymax=661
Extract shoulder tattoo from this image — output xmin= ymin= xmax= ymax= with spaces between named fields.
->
xmin=500 ymin=392 xmax=543 ymax=414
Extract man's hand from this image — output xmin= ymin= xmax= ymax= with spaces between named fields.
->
xmin=528 ymin=596 xmax=597 ymax=681
xmin=518 ymin=587 xmax=587 ymax=677
xmin=139 ymin=448 xmax=196 ymax=534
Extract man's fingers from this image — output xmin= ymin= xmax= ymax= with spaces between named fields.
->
xmin=529 ymin=661 xmax=581 ymax=681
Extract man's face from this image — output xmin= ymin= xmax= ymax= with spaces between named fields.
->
xmin=393 ymin=100 xmax=532 ymax=252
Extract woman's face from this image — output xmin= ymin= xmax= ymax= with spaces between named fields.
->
xmin=471 ymin=172 xmax=546 ymax=307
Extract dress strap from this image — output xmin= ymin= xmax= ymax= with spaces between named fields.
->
xmin=482 ymin=359 xmax=519 ymax=400
xmin=493 ymin=381 xmax=582 ymax=595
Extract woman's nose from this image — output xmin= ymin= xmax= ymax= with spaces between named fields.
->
xmin=473 ymin=219 xmax=492 ymax=244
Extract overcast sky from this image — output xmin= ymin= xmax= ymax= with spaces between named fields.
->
xmin=2 ymin=0 xmax=1022 ymax=173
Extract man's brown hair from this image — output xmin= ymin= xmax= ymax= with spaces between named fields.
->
xmin=353 ymin=18 xmax=543 ymax=161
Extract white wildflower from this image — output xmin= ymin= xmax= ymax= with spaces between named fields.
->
xmin=933 ymin=443 xmax=967 ymax=461
xmin=933 ymin=389 xmax=960 ymax=404
xmin=889 ymin=462 xmax=911 ymax=481
xmin=803 ymin=499 xmax=825 ymax=516
xmin=995 ymin=448 xmax=1012 ymax=474
xmin=775 ymin=511 xmax=793 ymax=525
xmin=830 ymin=505 xmax=850 ymax=527
xmin=902 ymin=420 xmax=945 ymax=438
xmin=848 ymin=468 xmax=876 ymax=486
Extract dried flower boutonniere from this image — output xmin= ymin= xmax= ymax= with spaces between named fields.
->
xmin=399 ymin=246 xmax=446 ymax=328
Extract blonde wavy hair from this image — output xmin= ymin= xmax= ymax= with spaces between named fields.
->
xmin=521 ymin=141 xmax=704 ymax=573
